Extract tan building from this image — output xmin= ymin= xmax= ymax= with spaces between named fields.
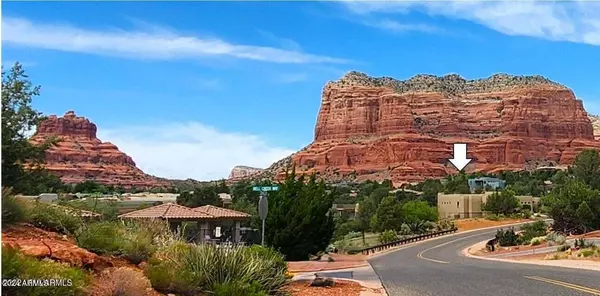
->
xmin=437 ymin=193 xmax=540 ymax=219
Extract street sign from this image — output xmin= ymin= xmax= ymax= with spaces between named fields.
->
xmin=253 ymin=185 xmax=280 ymax=192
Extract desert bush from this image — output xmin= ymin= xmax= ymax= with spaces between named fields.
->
xmin=1 ymin=246 xmax=89 ymax=296
xmin=575 ymin=238 xmax=596 ymax=249
xmin=76 ymin=221 xmax=125 ymax=255
xmin=486 ymin=214 xmax=500 ymax=221
xmin=530 ymin=236 xmax=546 ymax=246
xmin=579 ymin=248 xmax=597 ymax=258
xmin=145 ymin=243 xmax=288 ymax=295
xmin=2 ymin=188 xmax=28 ymax=227
xmin=521 ymin=209 xmax=532 ymax=219
xmin=520 ymin=220 xmax=547 ymax=243
xmin=545 ymin=252 xmax=568 ymax=260
xmin=378 ymin=230 xmax=398 ymax=244
xmin=495 ymin=228 xmax=519 ymax=246
xmin=398 ymin=223 xmax=412 ymax=235
xmin=212 ymin=281 xmax=268 ymax=296
xmin=92 ymin=267 xmax=152 ymax=296
xmin=546 ymin=232 xmax=567 ymax=246
xmin=436 ymin=219 xmax=456 ymax=231
xmin=556 ymin=244 xmax=571 ymax=252
xmin=345 ymin=231 xmax=362 ymax=239
xmin=29 ymin=202 xmax=84 ymax=235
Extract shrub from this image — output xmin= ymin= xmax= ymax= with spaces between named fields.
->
xmin=575 ymin=238 xmax=595 ymax=249
xmin=345 ymin=231 xmax=362 ymax=239
xmin=546 ymin=232 xmax=566 ymax=246
xmin=521 ymin=209 xmax=532 ymax=219
xmin=2 ymin=188 xmax=28 ymax=227
xmin=579 ymin=249 xmax=596 ymax=258
xmin=2 ymin=246 xmax=89 ymax=296
xmin=398 ymin=223 xmax=412 ymax=235
xmin=530 ymin=236 xmax=546 ymax=246
xmin=212 ymin=281 xmax=268 ymax=296
xmin=495 ymin=228 xmax=519 ymax=246
xmin=76 ymin=221 xmax=125 ymax=255
xmin=145 ymin=243 xmax=288 ymax=295
xmin=29 ymin=202 xmax=83 ymax=235
xmin=436 ymin=219 xmax=456 ymax=231
xmin=486 ymin=215 xmax=500 ymax=221
xmin=520 ymin=220 xmax=547 ymax=242
xmin=378 ymin=230 xmax=398 ymax=244
xmin=556 ymin=244 xmax=570 ymax=252
xmin=91 ymin=267 xmax=152 ymax=296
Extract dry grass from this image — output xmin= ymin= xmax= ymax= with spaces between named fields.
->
xmin=90 ymin=267 xmax=156 ymax=296
xmin=455 ymin=217 xmax=532 ymax=231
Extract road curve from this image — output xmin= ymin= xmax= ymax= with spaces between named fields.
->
xmin=369 ymin=225 xmax=600 ymax=296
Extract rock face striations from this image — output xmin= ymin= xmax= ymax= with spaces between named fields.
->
xmin=228 ymin=166 xmax=264 ymax=183
xmin=590 ymin=115 xmax=600 ymax=140
xmin=29 ymin=111 xmax=169 ymax=188
xmin=269 ymin=72 xmax=600 ymax=185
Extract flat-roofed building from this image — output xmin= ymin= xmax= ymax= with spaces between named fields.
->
xmin=437 ymin=192 xmax=538 ymax=219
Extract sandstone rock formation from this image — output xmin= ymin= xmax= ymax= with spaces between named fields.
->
xmin=590 ymin=115 xmax=600 ymax=140
xmin=265 ymin=72 xmax=600 ymax=185
xmin=29 ymin=111 xmax=170 ymax=188
xmin=228 ymin=165 xmax=263 ymax=182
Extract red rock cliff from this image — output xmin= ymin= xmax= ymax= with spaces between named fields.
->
xmin=29 ymin=111 xmax=170 ymax=188
xmin=268 ymin=72 xmax=600 ymax=185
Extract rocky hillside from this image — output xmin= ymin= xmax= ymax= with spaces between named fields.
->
xmin=29 ymin=111 xmax=170 ymax=188
xmin=264 ymin=72 xmax=600 ymax=185
xmin=590 ymin=115 xmax=600 ymax=140
xmin=227 ymin=165 xmax=264 ymax=182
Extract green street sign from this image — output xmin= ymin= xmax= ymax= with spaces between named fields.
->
xmin=252 ymin=186 xmax=280 ymax=192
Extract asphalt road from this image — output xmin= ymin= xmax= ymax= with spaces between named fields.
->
xmin=369 ymin=225 xmax=600 ymax=296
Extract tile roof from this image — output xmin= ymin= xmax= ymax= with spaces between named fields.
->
xmin=118 ymin=203 xmax=213 ymax=219
xmin=193 ymin=205 xmax=250 ymax=218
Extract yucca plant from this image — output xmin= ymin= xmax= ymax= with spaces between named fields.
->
xmin=145 ymin=243 xmax=289 ymax=295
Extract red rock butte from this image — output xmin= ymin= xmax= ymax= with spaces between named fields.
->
xmin=29 ymin=111 xmax=170 ymax=188
xmin=262 ymin=72 xmax=600 ymax=186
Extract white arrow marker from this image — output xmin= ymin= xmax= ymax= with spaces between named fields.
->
xmin=449 ymin=143 xmax=472 ymax=171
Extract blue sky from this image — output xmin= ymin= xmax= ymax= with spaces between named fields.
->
xmin=2 ymin=1 xmax=600 ymax=181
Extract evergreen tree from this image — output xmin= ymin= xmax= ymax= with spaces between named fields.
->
xmin=176 ymin=185 xmax=221 ymax=207
xmin=543 ymin=179 xmax=600 ymax=234
xmin=2 ymin=62 xmax=63 ymax=194
xmin=482 ymin=189 xmax=520 ymax=215
xmin=575 ymin=201 xmax=595 ymax=234
xmin=265 ymin=170 xmax=336 ymax=261
xmin=371 ymin=196 xmax=403 ymax=232
xmin=572 ymin=149 xmax=600 ymax=190
xmin=402 ymin=200 xmax=438 ymax=233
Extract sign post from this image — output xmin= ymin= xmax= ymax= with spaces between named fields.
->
xmin=253 ymin=185 xmax=280 ymax=246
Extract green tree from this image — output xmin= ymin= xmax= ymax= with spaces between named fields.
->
xmin=176 ymin=185 xmax=221 ymax=207
xmin=443 ymin=173 xmax=470 ymax=194
xmin=543 ymin=179 xmax=600 ymax=234
xmin=482 ymin=189 xmax=520 ymax=215
xmin=265 ymin=171 xmax=336 ymax=261
xmin=572 ymin=149 xmax=600 ymax=190
xmin=355 ymin=195 xmax=378 ymax=244
xmin=371 ymin=196 xmax=403 ymax=232
xmin=2 ymin=62 xmax=62 ymax=194
xmin=420 ymin=179 xmax=443 ymax=206
xmin=401 ymin=200 xmax=438 ymax=233
xmin=576 ymin=201 xmax=595 ymax=234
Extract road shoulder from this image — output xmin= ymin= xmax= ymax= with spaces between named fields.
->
xmin=462 ymin=239 xmax=600 ymax=272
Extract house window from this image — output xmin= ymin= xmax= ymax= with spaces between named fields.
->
xmin=457 ymin=201 xmax=460 ymax=208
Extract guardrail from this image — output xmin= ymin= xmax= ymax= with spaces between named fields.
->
xmin=359 ymin=228 xmax=458 ymax=255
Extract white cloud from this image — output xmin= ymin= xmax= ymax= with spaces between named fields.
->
xmin=362 ymin=19 xmax=444 ymax=34
xmin=340 ymin=0 xmax=600 ymax=46
xmin=2 ymin=16 xmax=350 ymax=64
xmin=256 ymin=29 xmax=303 ymax=51
xmin=97 ymin=122 xmax=296 ymax=181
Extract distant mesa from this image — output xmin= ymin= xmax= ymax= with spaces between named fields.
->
xmin=252 ymin=71 xmax=600 ymax=186
xmin=29 ymin=111 xmax=170 ymax=188
xmin=228 ymin=165 xmax=264 ymax=183
xmin=590 ymin=115 xmax=600 ymax=140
